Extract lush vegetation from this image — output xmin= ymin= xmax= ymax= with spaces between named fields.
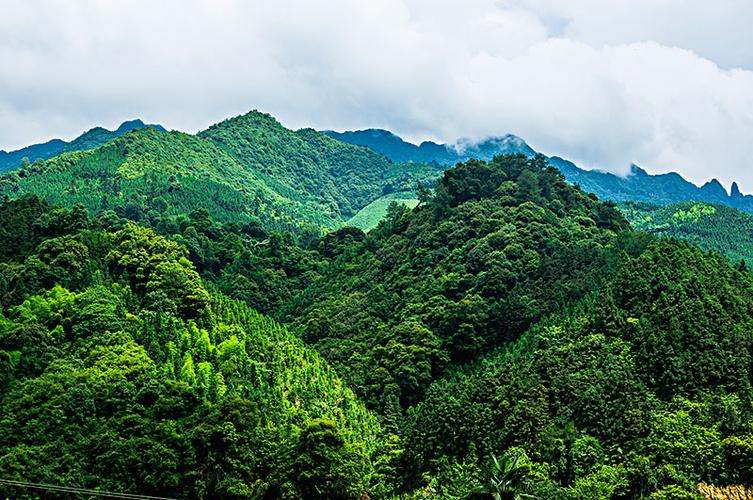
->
xmin=0 ymin=198 xmax=395 ymax=498
xmin=0 ymin=119 xmax=164 ymax=174
xmin=403 ymin=236 xmax=753 ymax=497
xmin=2 ymin=117 xmax=753 ymax=499
xmin=621 ymin=201 xmax=753 ymax=264
xmin=281 ymin=155 xmax=628 ymax=416
xmin=1 ymin=111 xmax=441 ymax=233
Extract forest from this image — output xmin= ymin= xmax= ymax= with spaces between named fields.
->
xmin=620 ymin=201 xmax=753 ymax=264
xmin=1 ymin=119 xmax=752 ymax=499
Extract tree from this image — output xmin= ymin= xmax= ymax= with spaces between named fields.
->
xmin=478 ymin=450 xmax=538 ymax=500
xmin=293 ymin=419 xmax=370 ymax=499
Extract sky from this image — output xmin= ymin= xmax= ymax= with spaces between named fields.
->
xmin=2 ymin=0 xmax=753 ymax=191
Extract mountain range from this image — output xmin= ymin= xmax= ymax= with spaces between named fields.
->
xmin=0 ymin=119 xmax=166 ymax=173
xmin=5 ymin=116 xmax=752 ymax=225
xmin=325 ymin=128 xmax=753 ymax=213
xmin=0 ymin=111 xmax=440 ymax=231
xmin=3 ymin=109 xmax=753 ymax=497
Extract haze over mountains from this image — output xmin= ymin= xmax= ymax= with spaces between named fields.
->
xmin=325 ymin=128 xmax=753 ymax=214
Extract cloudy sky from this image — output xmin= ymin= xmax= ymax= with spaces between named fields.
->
xmin=2 ymin=0 xmax=753 ymax=190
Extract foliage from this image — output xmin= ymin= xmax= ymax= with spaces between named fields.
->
xmin=0 ymin=211 xmax=388 ymax=499
xmin=478 ymin=450 xmax=539 ymax=500
xmin=282 ymin=154 xmax=628 ymax=413
xmin=2 ymin=148 xmax=753 ymax=498
xmin=621 ymin=201 xmax=753 ymax=264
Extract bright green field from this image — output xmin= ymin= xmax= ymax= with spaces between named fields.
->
xmin=346 ymin=192 xmax=419 ymax=231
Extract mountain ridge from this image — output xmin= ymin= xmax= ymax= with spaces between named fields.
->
xmin=326 ymin=127 xmax=753 ymax=213
xmin=0 ymin=119 xmax=166 ymax=173
xmin=0 ymin=111 xmax=440 ymax=231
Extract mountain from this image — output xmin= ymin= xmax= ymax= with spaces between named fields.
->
xmin=277 ymin=155 xmax=753 ymax=496
xmin=3 ymin=135 xmax=753 ymax=496
xmin=0 ymin=119 xmax=166 ymax=173
xmin=324 ymin=129 xmax=457 ymax=164
xmin=549 ymin=157 xmax=753 ymax=210
xmin=198 ymin=112 xmax=436 ymax=221
xmin=620 ymin=200 xmax=753 ymax=264
xmin=327 ymin=128 xmax=753 ymax=214
xmin=324 ymin=128 xmax=534 ymax=165
xmin=0 ymin=111 xmax=439 ymax=231
xmin=0 ymin=197 xmax=386 ymax=498
xmin=0 ymin=139 xmax=67 ymax=173
xmin=60 ymin=118 xmax=166 ymax=154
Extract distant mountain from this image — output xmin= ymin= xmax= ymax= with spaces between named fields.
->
xmin=548 ymin=157 xmax=753 ymax=212
xmin=0 ymin=119 xmax=166 ymax=173
xmin=324 ymin=129 xmax=534 ymax=165
xmin=0 ymin=139 xmax=67 ymax=172
xmin=326 ymin=128 xmax=753 ymax=214
xmin=324 ymin=129 xmax=456 ymax=164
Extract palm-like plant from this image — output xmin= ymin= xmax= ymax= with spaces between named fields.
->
xmin=478 ymin=451 xmax=539 ymax=500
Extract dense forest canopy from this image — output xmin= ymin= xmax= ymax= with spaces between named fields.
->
xmin=0 ymin=200 xmax=394 ymax=498
xmin=280 ymin=155 xmax=628 ymax=413
xmin=1 ymin=116 xmax=752 ymax=499
xmin=620 ymin=201 xmax=753 ymax=265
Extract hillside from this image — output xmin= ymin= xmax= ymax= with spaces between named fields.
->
xmin=346 ymin=192 xmax=419 ymax=231
xmin=328 ymin=127 xmax=753 ymax=214
xmin=0 ymin=119 xmax=165 ymax=173
xmin=280 ymin=155 xmax=629 ymax=412
xmin=0 ymin=127 xmax=324 ymax=229
xmin=0 ymin=198 xmax=389 ymax=498
xmin=405 ymin=236 xmax=753 ymax=497
xmin=620 ymin=201 xmax=753 ymax=264
xmin=200 ymin=112 xmax=427 ymax=220
xmin=0 ymin=111 xmax=441 ymax=232
xmin=2 ymin=152 xmax=753 ymax=497
xmin=272 ymin=155 xmax=753 ymax=496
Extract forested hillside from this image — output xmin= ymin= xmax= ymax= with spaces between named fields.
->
xmin=201 ymin=114 xmax=420 ymax=220
xmin=0 ymin=111 xmax=441 ymax=233
xmin=277 ymin=155 xmax=753 ymax=497
xmin=0 ymin=119 xmax=165 ymax=174
xmin=404 ymin=237 xmax=753 ymax=497
xmin=2 ymin=136 xmax=753 ymax=497
xmin=281 ymin=155 xmax=628 ymax=414
xmin=621 ymin=201 xmax=753 ymax=264
xmin=0 ymin=197 xmax=394 ymax=498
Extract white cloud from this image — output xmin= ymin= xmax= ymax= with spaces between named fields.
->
xmin=1 ymin=0 xmax=753 ymax=191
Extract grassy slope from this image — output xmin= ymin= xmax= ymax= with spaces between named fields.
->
xmin=346 ymin=192 xmax=420 ymax=231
